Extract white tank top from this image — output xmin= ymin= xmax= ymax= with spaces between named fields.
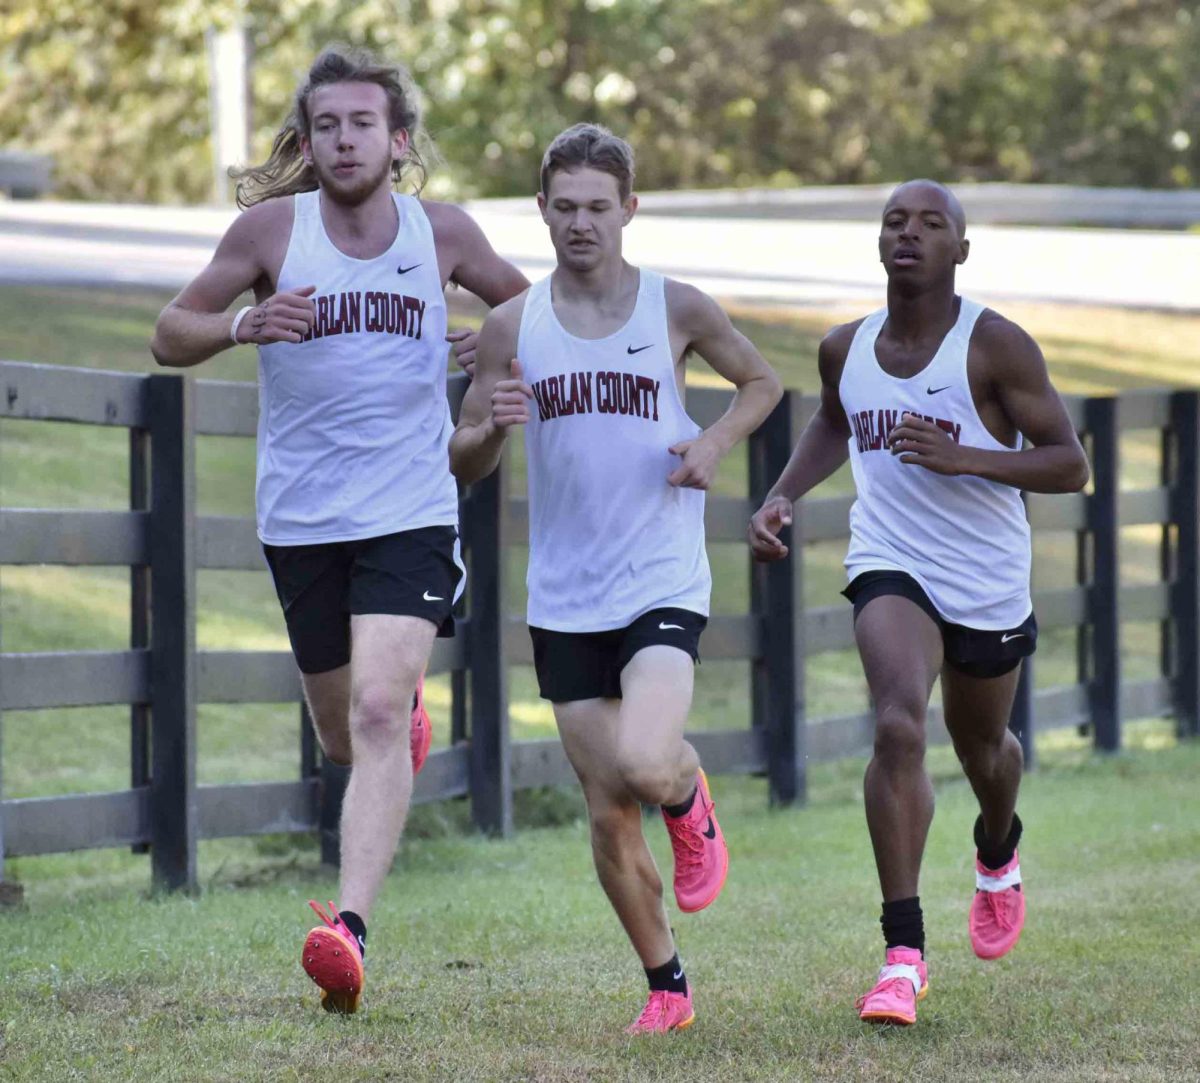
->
xmin=255 ymin=190 xmax=457 ymax=545
xmin=518 ymin=270 xmax=712 ymax=631
xmin=840 ymin=297 xmax=1032 ymax=629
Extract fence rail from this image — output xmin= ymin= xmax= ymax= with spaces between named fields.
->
xmin=1 ymin=361 xmax=1197 ymax=891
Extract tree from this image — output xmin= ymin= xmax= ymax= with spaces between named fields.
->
xmin=2 ymin=0 xmax=1195 ymax=204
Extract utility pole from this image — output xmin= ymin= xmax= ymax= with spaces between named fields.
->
xmin=206 ymin=17 xmax=252 ymax=204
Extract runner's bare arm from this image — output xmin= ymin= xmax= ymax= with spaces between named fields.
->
xmin=665 ymin=280 xmax=783 ymax=489
xmin=749 ymin=322 xmax=857 ymax=561
xmin=150 ymin=201 xmax=316 ymax=368
xmin=887 ymin=318 xmax=1089 ymax=493
xmin=448 ymin=297 xmax=531 ymax=484
xmin=426 ymin=202 xmax=529 ymax=377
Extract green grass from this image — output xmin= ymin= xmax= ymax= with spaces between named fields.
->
xmin=0 ymin=730 xmax=1196 ymax=1081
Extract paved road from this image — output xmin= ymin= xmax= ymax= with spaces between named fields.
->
xmin=1 ymin=199 xmax=1196 ymax=313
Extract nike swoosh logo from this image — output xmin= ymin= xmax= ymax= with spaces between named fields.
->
xmin=659 ymin=622 xmax=684 ymax=630
xmin=672 ymin=969 xmax=683 ymax=980
xmin=396 ymin=263 xmax=422 ymax=274
xmin=1001 ymin=632 xmax=1025 ymax=643
xmin=627 ymin=343 xmax=653 ymax=354
xmin=927 ymin=385 xmax=952 ymax=395
xmin=701 ymin=817 xmax=717 ymax=840
xmin=423 ymin=590 xmax=444 ymax=602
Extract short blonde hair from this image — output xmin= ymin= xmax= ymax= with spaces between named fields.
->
xmin=539 ymin=123 xmax=635 ymax=202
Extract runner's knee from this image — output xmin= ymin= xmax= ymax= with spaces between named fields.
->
xmin=586 ymin=798 xmax=641 ymax=848
xmin=615 ymin=755 xmax=676 ymax=806
xmin=349 ymin=685 xmax=408 ymax=743
xmin=873 ymin=703 xmax=926 ymax=764
xmin=318 ymin=733 xmax=352 ymax=766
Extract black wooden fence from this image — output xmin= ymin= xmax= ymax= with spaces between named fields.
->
xmin=1 ymin=361 xmax=1197 ymax=893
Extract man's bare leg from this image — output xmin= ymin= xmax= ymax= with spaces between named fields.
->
xmin=853 ymin=595 xmax=943 ymax=1024
xmin=941 ymin=664 xmax=1023 ymax=846
xmin=856 ymin=597 xmax=943 ymax=902
xmin=556 ymin=697 xmax=677 ymax=968
xmin=300 ymin=664 xmax=352 ymax=765
xmin=336 ymin=613 xmax=435 ymax=921
xmin=942 ymin=662 xmax=1028 ymax=960
xmin=615 ymin=646 xmax=699 ymax=810
xmin=300 ymin=614 xmax=433 ymax=1012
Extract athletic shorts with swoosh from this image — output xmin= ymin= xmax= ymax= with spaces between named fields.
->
xmin=529 ymin=607 xmax=706 ymax=702
xmin=844 ymin=570 xmax=1036 ymax=679
xmin=263 ymin=526 xmax=464 ymax=674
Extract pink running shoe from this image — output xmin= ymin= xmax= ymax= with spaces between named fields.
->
xmin=302 ymin=900 xmax=365 ymax=1014
xmin=410 ymin=673 xmax=432 ymax=777
xmin=662 ymin=768 xmax=729 ymax=913
xmin=970 ymin=850 xmax=1025 ymax=960
xmin=625 ymin=988 xmax=695 ymax=1034
xmin=856 ymin=947 xmax=929 ymax=1026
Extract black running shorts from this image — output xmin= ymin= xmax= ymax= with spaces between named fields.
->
xmin=529 ymin=607 xmax=707 ymax=703
xmin=843 ymin=570 xmax=1036 ymax=679
xmin=262 ymin=526 xmax=462 ymax=674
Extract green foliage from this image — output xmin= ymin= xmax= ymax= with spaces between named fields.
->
xmin=4 ymin=1 xmax=1197 ymax=203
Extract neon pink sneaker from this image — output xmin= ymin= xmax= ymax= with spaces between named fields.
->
xmin=302 ymin=900 xmax=365 ymax=1014
xmin=970 ymin=849 xmax=1025 ymax=960
xmin=625 ymin=988 xmax=695 ymax=1034
xmin=856 ymin=946 xmax=929 ymax=1026
xmin=410 ymin=673 xmax=432 ymax=777
xmin=662 ymin=768 xmax=729 ymax=913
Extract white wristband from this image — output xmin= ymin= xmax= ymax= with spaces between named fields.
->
xmin=230 ymin=305 xmax=254 ymax=344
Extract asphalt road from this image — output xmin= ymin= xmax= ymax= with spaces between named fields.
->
xmin=1 ymin=198 xmax=1196 ymax=313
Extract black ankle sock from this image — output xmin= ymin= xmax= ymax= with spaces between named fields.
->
xmin=975 ymin=812 xmax=1022 ymax=871
xmin=645 ymin=953 xmax=688 ymax=995
xmin=662 ymin=787 xmax=697 ymax=819
xmin=339 ymin=909 xmax=367 ymax=959
xmin=880 ymin=896 xmax=924 ymax=956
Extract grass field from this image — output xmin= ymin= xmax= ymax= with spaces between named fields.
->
xmin=1 ymin=284 xmax=1199 ymax=1079
xmin=0 ymin=731 xmax=1196 ymax=1081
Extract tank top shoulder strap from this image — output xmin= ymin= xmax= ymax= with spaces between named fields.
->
xmin=843 ymin=307 xmax=887 ymax=376
xmin=516 ymin=274 xmax=548 ymax=358
xmin=395 ymin=193 xmax=433 ymax=247
xmin=639 ymin=267 xmax=665 ymax=310
xmin=292 ymin=189 xmax=319 ymax=227
xmin=945 ymin=296 xmax=987 ymax=378
xmin=953 ymin=296 xmax=986 ymax=341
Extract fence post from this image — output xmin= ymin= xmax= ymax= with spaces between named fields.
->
xmin=464 ymin=457 xmax=512 ymax=836
xmin=298 ymin=702 xmax=347 ymax=866
xmin=1009 ymin=657 xmax=1035 ymax=769
xmin=130 ymin=427 xmax=151 ymax=853
xmin=318 ymin=759 xmax=349 ymax=867
xmin=749 ymin=392 xmax=804 ymax=806
xmin=1009 ymin=489 xmax=1035 ymax=768
xmin=1169 ymin=391 xmax=1200 ymax=737
xmin=0 ymin=630 xmax=14 ymax=903
xmin=1085 ymin=396 xmax=1120 ymax=753
xmin=147 ymin=374 xmax=199 ymax=891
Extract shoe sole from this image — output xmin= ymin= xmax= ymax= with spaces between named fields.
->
xmin=411 ymin=674 xmax=432 ymax=776
xmin=303 ymin=926 xmax=364 ymax=1014
xmin=860 ymin=1008 xmax=916 ymax=1026
xmin=971 ymin=928 xmax=1023 ymax=960
xmin=627 ymin=1011 xmax=696 ymax=1035
xmin=676 ymin=768 xmax=730 ymax=913
xmin=412 ymin=714 xmax=431 ymax=776
xmin=857 ymin=982 xmax=927 ymax=1027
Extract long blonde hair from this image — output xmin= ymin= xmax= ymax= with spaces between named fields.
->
xmin=233 ymin=45 xmax=435 ymax=208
